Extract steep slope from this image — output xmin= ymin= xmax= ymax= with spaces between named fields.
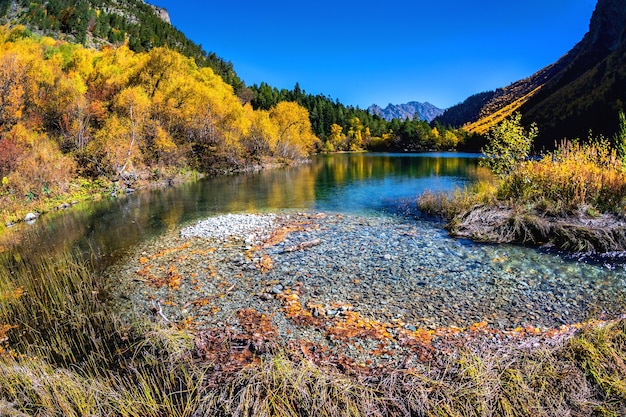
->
xmin=434 ymin=91 xmax=496 ymax=127
xmin=435 ymin=0 xmax=626 ymax=147
xmin=521 ymin=0 xmax=626 ymax=146
xmin=0 ymin=0 xmax=244 ymax=92
xmin=368 ymin=101 xmax=443 ymax=122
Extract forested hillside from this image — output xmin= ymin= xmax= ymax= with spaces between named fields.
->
xmin=250 ymin=82 xmax=469 ymax=153
xmin=0 ymin=0 xmax=471 ymax=154
xmin=0 ymin=0 xmax=244 ymax=92
xmin=0 ymin=26 xmax=318 ymax=223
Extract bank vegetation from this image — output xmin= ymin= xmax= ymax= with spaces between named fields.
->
xmin=0 ymin=25 xmax=319 ymax=227
xmin=419 ymin=112 xmax=626 ymax=253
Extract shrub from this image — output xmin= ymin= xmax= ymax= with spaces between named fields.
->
xmin=481 ymin=112 xmax=538 ymax=177
xmin=498 ymin=139 xmax=626 ymax=214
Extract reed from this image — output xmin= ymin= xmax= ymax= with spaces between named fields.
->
xmin=0 ymin=247 xmax=131 ymax=371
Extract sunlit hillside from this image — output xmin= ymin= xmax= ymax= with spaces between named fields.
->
xmin=436 ymin=0 xmax=626 ymax=147
xmin=464 ymin=87 xmax=541 ymax=135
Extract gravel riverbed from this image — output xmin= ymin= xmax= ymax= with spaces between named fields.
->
xmin=109 ymin=210 xmax=626 ymax=366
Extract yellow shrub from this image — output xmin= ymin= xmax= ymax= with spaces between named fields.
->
xmin=499 ymin=140 xmax=626 ymax=214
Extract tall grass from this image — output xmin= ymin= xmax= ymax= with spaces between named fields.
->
xmin=0 ymin=248 xmax=131 ymax=371
xmin=420 ymin=140 xmax=626 ymax=220
xmin=418 ymin=140 xmax=626 ymax=250
xmin=1 ymin=244 xmax=626 ymax=415
xmin=418 ymin=166 xmax=497 ymax=221
xmin=499 ymin=140 xmax=626 ymax=215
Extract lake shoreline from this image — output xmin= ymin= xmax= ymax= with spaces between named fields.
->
xmin=0 ymin=158 xmax=311 ymax=232
xmin=446 ymin=203 xmax=626 ymax=255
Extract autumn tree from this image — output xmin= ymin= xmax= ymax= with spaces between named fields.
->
xmin=241 ymin=105 xmax=278 ymax=161
xmin=131 ymin=47 xmax=189 ymax=98
xmin=3 ymin=123 xmax=75 ymax=199
xmin=326 ymin=123 xmax=344 ymax=151
xmin=0 ymin=52 xmax=27 ymax=130
xmin=89 ymin=86 xmax=150 ymax=183
xmin=347 ymin=117 xmax=363 ymax=151
xmin=0 ymin=131 xmax=24 ymax=178
xmin=269 ymin=101 xmax=318 ymax=160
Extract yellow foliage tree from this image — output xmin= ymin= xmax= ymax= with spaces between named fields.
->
xmin=0 ymin=52 xmax=26 ymax=130
xmin=242 ymin=104 xmax=278 ymax=160
xmin=327 ymin=123 xmax=344 ymax=151
xmin=6 ymin=123 xmax=75 ymax=199
xmin=347 ymin=117 xmax=363 ymax=151
xmin=115 ymin=86 xmax=151 ymax=179
xmin=269 ymin=101 xmax=318 ymax=160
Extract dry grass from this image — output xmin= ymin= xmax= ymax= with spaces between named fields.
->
xmin=418 ymin=167 xmax=497 ymax=221
xmin=500 ymin=140 xmax=626 ymax=215
xmin=420 ymin=140 xmax=626 ymax=252
xmin=1 ymin=237 xmax=626 ymax=415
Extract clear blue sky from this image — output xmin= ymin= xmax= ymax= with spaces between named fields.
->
xmin=150 ymin=0 xmax=597 ymax=110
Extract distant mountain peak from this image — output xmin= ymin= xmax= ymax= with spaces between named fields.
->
xmin=367 ymin=101 xmax=443 ymax=122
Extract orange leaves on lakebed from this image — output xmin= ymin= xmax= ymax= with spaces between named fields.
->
xmin=257 ymin=255 xmax=274 ymax=273
xmin=128 ymin=213 xmax=591 ymax=373
xmin=135 ymin=241 xmax=218 ymax=289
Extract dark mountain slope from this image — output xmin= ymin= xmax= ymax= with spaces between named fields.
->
xmin=434 ymin=0 xmax=626 ymax=147
xmin=521 ymin=0 xmax=626 ymax=146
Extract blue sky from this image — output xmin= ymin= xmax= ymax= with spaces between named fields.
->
xmin=150 ymin=0 xmax=597 ymax=109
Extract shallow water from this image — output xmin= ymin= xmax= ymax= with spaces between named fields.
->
xmin=259 ymin=212 xmax=626 ymax=329
xmin=5 ymin=152 xmax=626 ymax=326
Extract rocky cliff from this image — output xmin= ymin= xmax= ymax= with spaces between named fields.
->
xmin=146 ymin=1 xmax=171 ymax=24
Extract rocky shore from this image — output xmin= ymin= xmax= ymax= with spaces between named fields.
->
xmin=109 ymin=210 xmax=626 ymax=368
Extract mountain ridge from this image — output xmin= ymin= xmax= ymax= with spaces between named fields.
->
xmin=434 ymin=0 xmax=626 ymax=147
xmin=367 ymin=101 xmax=443 ymax=122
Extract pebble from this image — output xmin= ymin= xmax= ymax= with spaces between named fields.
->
xmin=24 ymin=212 xmax=38 ymax=222
xmin=180 ymin=213 xmax=277 ymax=242
xmin=110 ymin=210 xmax=626 ymax=365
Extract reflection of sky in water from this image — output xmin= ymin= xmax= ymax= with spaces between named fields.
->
xmin=313 ymin=175 xmax=467 ymax=214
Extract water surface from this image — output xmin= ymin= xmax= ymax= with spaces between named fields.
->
xmin=4 ymin=152 xmax=626 ymax=327
xmin=4 ymin=153 xmax=480 ymax=262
